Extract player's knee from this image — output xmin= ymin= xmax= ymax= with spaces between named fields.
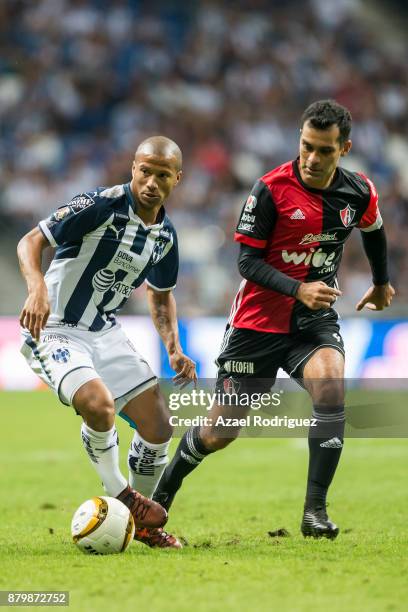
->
xmin=76 ymin=394 xmax=115 ymax=429
xmin=88 ymin=401 xmax=115 ymax=429
xmin=73 ymin=380 xmax=115 ymax=423
xmin=310 ymin=378 xmax=344 ymax=405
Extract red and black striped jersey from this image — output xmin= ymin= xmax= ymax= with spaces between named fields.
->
xmin=231 ymin=159 xmax=382 ymax=333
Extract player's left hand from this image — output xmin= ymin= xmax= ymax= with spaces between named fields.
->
xmin=169 ymin=351 xmax=198 ymax=389
xmin=356 ymin=283 xmax=395 ymax=311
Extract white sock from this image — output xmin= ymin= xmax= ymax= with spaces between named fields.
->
xmin=81 ymin=423 xmax=127 ymax=497
xmin=128 ymin=430 xmax=171 ymax=498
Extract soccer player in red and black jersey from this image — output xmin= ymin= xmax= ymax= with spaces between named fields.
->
xmin=154 ymin=100 xmax=395 ymax=539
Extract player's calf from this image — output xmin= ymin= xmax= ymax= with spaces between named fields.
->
xmin=199 ymin=427 xmax=240 ymax=451
xmin=121 ymin=384 xmax=173 ymax=443
xmin=153 ymin=401 xmax=246 ymax=510
xmin=120 ymin=385 xmax=174 ymax=498
xmin=72 ymin=379 xmax=128 ymax=497
xmin=200 ymin=399 xmax=248 ymax=450
xmin=127 ymin=429 xmax=172 ymax=498
xmin=153 ymin=424 xmax=214 ymax=511
xmin=302 ymin=348 xmax=345 ymax=522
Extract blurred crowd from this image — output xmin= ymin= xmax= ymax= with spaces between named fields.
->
xmin=1 ymin=0 xmax=407 ymax=316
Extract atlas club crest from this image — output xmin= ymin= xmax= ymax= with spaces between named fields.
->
xmin=339 ymin=204 xmax=356 ymax=228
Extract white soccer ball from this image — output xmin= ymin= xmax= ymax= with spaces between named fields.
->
xmin=71 ymin=496 xmax=135 ymax=555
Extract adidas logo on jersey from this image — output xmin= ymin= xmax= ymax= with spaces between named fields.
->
xmin=290 ymin=209 xmax=305 ymax=220
xmin=320 ymin=437 xmax=343 ymax=449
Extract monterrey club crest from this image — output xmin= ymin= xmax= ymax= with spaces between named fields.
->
xmin=152 ymin=237 xmax=169 ymax=264
xmin=339 ymin=204 xmax=356 ymax=228
xmin=52 ymin=347 xmax=71 ymax=363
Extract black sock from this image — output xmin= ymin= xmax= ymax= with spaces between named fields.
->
xmin=153 ymin=426 xmax=212 ymax=510
xmin=305 ymin=404 xmax=345 ymax=508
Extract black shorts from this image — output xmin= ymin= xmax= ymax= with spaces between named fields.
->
xmin=215 ymin=312 xmax=344 ymax=396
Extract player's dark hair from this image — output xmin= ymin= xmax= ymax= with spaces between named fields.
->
xmin=301 ymin=100 xmax=352 ymax=144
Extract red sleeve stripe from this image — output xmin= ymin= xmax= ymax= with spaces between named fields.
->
xmin=234 ymin=232 xmax=267 ymax=248
xmin=359 ymin=214 xmax=383 ymax=232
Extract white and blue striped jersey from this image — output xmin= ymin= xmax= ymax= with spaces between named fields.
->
xmin=38 ymin=183 xmax=178 ymax=332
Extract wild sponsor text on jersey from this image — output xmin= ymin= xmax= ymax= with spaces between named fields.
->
xmin=231 ymin=159 xmax=383 ymax=333
xmin=280 ymin=245 xmax=339 ymax=277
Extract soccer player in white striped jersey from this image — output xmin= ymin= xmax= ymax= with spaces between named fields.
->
xmin=17 ymin=136 xmax=197 ymax=549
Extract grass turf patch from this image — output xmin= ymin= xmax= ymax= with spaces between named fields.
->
xmin=1 ymin=391 xmax=407 ymax=611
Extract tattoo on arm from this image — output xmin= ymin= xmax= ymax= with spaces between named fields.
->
xmin=148 ymin=288 xmax=180 ymax=353
xmin=154 ymin=301 xmax=171 ymax=334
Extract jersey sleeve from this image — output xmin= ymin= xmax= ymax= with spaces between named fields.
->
xmin=38 ymin=192 xmax=103 ymax=246
xmin=146 ymin=232 xmax=179 ymax=291
xmin=234 ymin=179 xmax=277 ymax=248
xmin=357 ymin=174 xmax=383 ymax=232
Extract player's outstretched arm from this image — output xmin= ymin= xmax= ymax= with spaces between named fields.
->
xmin=146 ymin=285 xmax=197 ymax=387
xmin=356 ymin=227 xmax=395 ymax=311
xmin=17 ymin=227 xmax=51 ymax=340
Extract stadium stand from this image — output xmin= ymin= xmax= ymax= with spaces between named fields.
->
xmin=0 ymin=0 xmax=407 ymax=316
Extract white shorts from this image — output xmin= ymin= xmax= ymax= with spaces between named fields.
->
xmin=20 ymin=325 xmax=157 ymax=412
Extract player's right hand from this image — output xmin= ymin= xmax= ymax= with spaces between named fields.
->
xmin=170 ymin=351 xmax=198 ymax=389
xmin=19 ymin=284 xmax=50 ymax=341
xmin=295 ymin=281 xmax=342 ymax=310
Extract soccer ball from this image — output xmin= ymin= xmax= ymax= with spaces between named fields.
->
xmin=71 ymin=496 xmax=135 ymax=555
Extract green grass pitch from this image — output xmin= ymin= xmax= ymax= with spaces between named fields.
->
xmin=1 ymin=391 xmax=407 ymax=611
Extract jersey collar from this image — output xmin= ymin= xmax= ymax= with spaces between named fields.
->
xmin=293 ymin=158 xmax=343 ymax=193
xmin=124 ymin=182 xmax=166 ymax=228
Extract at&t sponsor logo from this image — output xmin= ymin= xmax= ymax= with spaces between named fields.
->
xmin=92 ymin=269 xmax=133 ymax=297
